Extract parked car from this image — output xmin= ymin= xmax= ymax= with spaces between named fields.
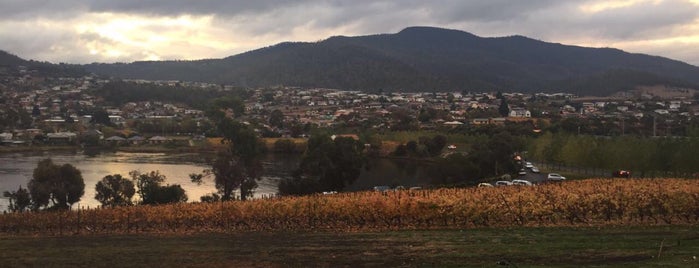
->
xmin=373 ymin=186 xmax=391 ymax=192
xmin=525 ymin=162 xmax=534 ymax=168
xmin=530 ymin=167 xmax=540 ymax=173
xmin=477 ymin=182 xmax=494 ymax=188
xmin=512 ymin=179 xmax=533 ymax=186
xmin=612 ymin=170 xmax=631 ymax=178
xmin=547 ymin=173 xmax=566 ymax=181
xmin=518 ymin=169 xmax=527 ymax=176
xmin=495 ymin=181 xmax=513 ymax=186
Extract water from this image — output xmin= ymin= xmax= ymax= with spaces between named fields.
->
xmin=0 ymin=152 xmax=300 ymax=211
xmin=0 ymin=152 xmax=432 ymax=212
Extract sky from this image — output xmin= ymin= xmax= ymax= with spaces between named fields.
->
xmin=1 ymin=0 xmax=699 ymax=66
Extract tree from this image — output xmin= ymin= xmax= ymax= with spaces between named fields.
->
xmin=406 ymin=140 xmax=418 ymax=153
xmin=430 ymin=153 xmax=480 ymax=185
xmin=3 ymin=186 xmax=31 ymax=212
xmin=211 ymin=96 xmax=245 ymax=118
xmin=468 ymin=132 xmax=522 ymax=177
xmin=268 ymin=109 xmax=285 ymax=128
xmin=281 ymin=134 xmax=365 ymax=195
xmin=447 ymin=93 xmax=455 ymax=103
xmin=27 ymin=159 xmax=85 ymax=210
xmin=90 ymin=108 xmax=113 ymax=126
xmin=418 ymin=108 xmax=434 ymax=123
xmin=95 ymin=174 xmax=136 ymax=207
xmin=132 ymin=170 xmax=187 ymax=205
xmin=422 ymin=135 xmax=447 ymax=157
xmin=498 ymin=98 xmax=510 ymax=117
xmin=191 ymin=118 xmax=263 ymax=201
xmin=32 ymin=105 xmax=41 ymax=117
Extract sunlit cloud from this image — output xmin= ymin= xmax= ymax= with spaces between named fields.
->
xmin=0 ymin=0 xmax=698 ymax=65
xmin=580 ymin=0 xmax=645 ymax=13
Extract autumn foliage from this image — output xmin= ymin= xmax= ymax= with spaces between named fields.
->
xmin=1 ymin=178 xmax=699 ymax=235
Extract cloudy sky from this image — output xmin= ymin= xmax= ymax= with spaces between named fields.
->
xmin=2 ymin=0 xmax=699 ymax=65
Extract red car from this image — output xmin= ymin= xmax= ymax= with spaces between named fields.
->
xmin=612 ymin=170 xmax=631 ymax=178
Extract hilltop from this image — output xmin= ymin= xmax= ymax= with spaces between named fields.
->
xmin=83 ymin=26 xmax=699 ymax=95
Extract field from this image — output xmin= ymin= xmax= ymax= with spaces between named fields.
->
xmin=2 ymin=178 xmax=699 ymax=267
xmin=1 ymin=227 xmax=698 ymax=267
xmin=1 ymin=178 xmax=699 ymax=235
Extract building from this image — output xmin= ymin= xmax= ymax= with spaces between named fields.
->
xmin=509 ymin=108 xmax=531 ymax=118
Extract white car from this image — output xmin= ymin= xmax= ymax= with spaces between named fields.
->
xmin=547 ymin=173 xmax=566 ymax=181
xmin=530 ymin=167 xmax=540 ymax=173
xmin=512 ymin=179 xmax=533 ymax=186
xmin=495 ymin=181 xmax=513 ymax=186
xmin=477 ymin=182 xmax=494 ymax=188
xmin=525 ymin=162 xmax=534 ymax=168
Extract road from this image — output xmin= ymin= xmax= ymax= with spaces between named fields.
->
xmin=516 ymin=170 xmax=549 ymax=184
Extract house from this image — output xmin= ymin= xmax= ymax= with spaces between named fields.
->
xmin=443 ymin=121 xmax=464 ymax=127
xmin=509 ymin=108 xmax=531 ymax=118
xmin=127 ymin=136 xmax=145 ymax=145
xmin=0 ymin=132 xmax=12 ymax=141
xmin=148 ymin=136 xmax=170 ymax=144
xmin=471 ymin=118 xmax=490 ymax=125
xmin=471 ymin=118 xmax=506 ymax=126
xmin=46 ymin=132 xmax=77 ymax=144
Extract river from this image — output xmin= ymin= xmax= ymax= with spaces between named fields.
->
xmin=0 ymin=152 xmax=433 ymax=211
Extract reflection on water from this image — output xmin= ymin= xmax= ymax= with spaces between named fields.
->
xmin=0 ymin=151 xmax=434 ymax=212
xmin=0 ymin=152 xmax=300 ymax=212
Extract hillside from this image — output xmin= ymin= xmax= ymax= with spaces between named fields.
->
xmin=0 ymin=50 xmax=85 ymax=77
xmin=83 ymin=26 xmax=699 ymax=95
xmin=0 ymin=50 xmax=28 ymax=67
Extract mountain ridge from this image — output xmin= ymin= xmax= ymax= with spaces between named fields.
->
xmin=2 ymin=26 xmax=699 ymax=95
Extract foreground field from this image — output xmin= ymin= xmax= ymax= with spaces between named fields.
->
xmin=1 ymin=227 xmax=698 ymax=267
xmin=1 ymin=178 xmax=699 ymax=235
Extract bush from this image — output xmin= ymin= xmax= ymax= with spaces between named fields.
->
xmin=278 ymin=177 xmax=322 ymax=196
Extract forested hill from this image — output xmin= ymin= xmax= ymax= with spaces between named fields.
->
xmin=0 ymin=50 xmax=85 ymax=77
xmin=0 ymin=50 xmax=27 ymax=67
xmin=84 ymin=26 xmax=699 ymax=95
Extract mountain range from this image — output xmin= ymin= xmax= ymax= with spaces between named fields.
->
xmin=5 ymin=26 xmax=699 ymax=96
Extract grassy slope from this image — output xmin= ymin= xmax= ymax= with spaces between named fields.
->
xmin=1 ymin=226 xmax=698 ymax=267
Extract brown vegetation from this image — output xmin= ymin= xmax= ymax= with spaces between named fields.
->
xmin=1 ymin=178 xmax=698 ymax=236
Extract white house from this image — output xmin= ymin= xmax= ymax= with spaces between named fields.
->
xmin=509 ymin=108 xmax=531 ymax=118
xmin=0 ymin=132 xmax=12 ymax=140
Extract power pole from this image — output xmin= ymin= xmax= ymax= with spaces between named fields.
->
xmin=621 ymin=117 xmax=625 ymax=136
xmin=653 ymin=115 xmax=657 ymax=137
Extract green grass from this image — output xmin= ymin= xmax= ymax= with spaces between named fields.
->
xmin=1 ymin=226 xmax=698 ymax=267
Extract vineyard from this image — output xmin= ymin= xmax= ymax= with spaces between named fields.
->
xmin=1 ymin=178 xmax=699 ymax=235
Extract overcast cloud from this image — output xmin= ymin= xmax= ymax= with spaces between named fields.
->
xmin=1 ymin=0 xmax=698 ymax=65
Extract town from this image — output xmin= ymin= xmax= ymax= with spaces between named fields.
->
xmin=1 ymin=63 xmax=698 ymax=148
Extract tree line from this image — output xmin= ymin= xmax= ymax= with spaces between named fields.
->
xmin=527 ymin=132 xmax=699 ymax=176
xmin=2 ymin=159 xmax=188 ymax=212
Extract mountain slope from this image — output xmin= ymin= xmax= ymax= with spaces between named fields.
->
xmin=85 ymin=26 xmax=699 ymax=95
xmin=0 ymin=50 xmax=86 ymax=77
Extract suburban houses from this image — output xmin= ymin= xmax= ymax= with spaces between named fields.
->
xmin=2 ymin=63 xmax=699 ymax=148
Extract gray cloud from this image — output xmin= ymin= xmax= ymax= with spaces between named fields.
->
xmin=0 ymin=0 xmax=697 ymax=65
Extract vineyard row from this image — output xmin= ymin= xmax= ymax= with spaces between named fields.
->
xmin=1 ymin=178 xmax=698 ymax=235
